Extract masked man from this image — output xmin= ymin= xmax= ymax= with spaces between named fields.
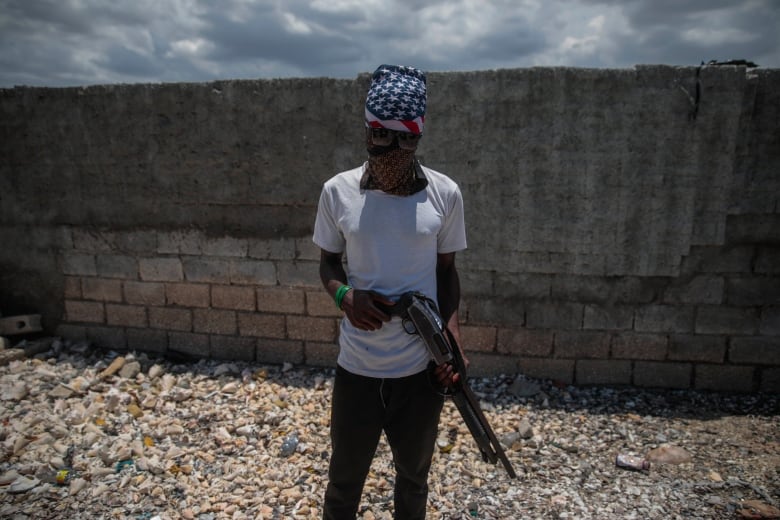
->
xmin=313 ymin=64 xmax=468 ymax=519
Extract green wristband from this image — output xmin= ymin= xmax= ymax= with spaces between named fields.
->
xmin=335 ymin=285 xmax=352 ymax=310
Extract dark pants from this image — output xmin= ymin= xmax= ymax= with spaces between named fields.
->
xmin=323 ymin=365 xmax=444 ymax=520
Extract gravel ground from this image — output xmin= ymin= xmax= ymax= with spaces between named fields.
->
xmin=0 ymin=338 xmax=778 ymax=519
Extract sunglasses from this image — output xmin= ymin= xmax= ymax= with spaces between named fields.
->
xmin=369 ymin=128 xmax=422 ymax=150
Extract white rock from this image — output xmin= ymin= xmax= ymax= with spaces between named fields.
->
xmin=148 ymin=364 xmax=165 ymax=379
xmin=0 ymin=469 xmax=20 ymax=485
xmin=8 ymin=475 xmax=39 ymax=493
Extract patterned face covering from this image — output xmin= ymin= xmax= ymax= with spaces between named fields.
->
xmin=363 ymin=131 xmax=417 ymax=195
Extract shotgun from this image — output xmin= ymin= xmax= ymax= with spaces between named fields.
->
xmin=380 ymin=292 xmax=517 ymax=479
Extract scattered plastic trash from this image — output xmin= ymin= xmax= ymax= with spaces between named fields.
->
xmin=280 ymin=432 xmax=299 ymax=457
xmin=56 ymin=469 xmax=72 ymax=485
xmin=116 ymin=459 xmax=135 ymax=472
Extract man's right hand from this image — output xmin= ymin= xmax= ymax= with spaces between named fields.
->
xmin=341 ymin=289 xmax=395 ymax=331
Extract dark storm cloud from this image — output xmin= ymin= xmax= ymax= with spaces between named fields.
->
xmin=0 ymin=0 xmax=777 ymax=88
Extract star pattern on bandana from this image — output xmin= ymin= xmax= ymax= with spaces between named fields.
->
xmin=366 ymin=65 xmax=426 ymax=123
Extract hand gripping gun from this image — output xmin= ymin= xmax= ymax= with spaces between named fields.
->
xmin=381 ymin=292 xmax=517 ymax=479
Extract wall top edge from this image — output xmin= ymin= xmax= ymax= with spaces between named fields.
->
xmin=3 ymin=64 xmax=776 ymax=92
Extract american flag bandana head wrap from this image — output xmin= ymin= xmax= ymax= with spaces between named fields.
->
xmin=365 ymin=64 xmax=426 ymax=135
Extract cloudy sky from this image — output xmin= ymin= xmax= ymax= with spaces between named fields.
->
xmin=0 ymin=0 xmax=777 ymax=88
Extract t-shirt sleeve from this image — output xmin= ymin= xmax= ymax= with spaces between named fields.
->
xmin=438 ymin=185 xmax=467 ymax=254
xmin=312 ymin=184 xmax=345 ymax=254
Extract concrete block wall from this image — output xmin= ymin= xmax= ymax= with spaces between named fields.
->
xmin=55 ymin=228 xmax=339 ymax=366
xmin=456 ymin=239 xmax=780 ymax=393
xmin=1 ymin=65 xmax=778 ymax=392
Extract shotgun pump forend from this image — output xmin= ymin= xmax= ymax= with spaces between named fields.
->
xmin=383 ymin=292 xmax=517 ymax=479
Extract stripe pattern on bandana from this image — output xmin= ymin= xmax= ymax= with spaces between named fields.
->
xmin=365 ymin=65 xmax=426 ymax=135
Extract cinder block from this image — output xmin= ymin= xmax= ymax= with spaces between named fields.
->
xmin=663 ymin=276 xmax=724 ymax=305
xmin=576 ymin=360 xmax=631 ymax=385
xmin=460 ymin=325 xmax=497 ymax=352
xmin=65 ymin=300 xmax=105 ymax=323
xmin=71 ymin=229 xmax=110 ymax=253
xmin=516 ymin=357 xmax=575 ymax=385
xmin=669 ymin=334 xmax=726 ymax=363
xmin=200 ymin=236 xmax=248 ymax=257
xmin=277 ymin=261 xmax=320 ymax=287
xmin=148 ymin=307 xmax=192 ymax=331
xmin=467 ymin=353 xmax=519 ymax=377
xmin=760 ymin=368 xmax=780 ymax=393
xmin=552 ymin=276 xmax=659 ymax=304
xmin=85 ymin=325 xmax=126 ymax=350
xmin=257 ymin=287 xmax=305 ymax=314
xmin=726 ymin=215 xmax=780 ymax=246
xmin=305 ymin=341 xmax=339 ymax=367
xmin=494 ymin=251 xmax=551 ymax=274
xmin=81 ymin=278 xmax=123 ymax=302
xmin=611 ymin=332 xmax=668 ymax=360
xmin=526 ymin=302 xmax=583 ymax=329
xmin=496 ymin=328 xmax=553 ymax=357
xmin=681 ymin=245 xmax=754 ymax=274
xmin=726 ymin=278 xmax=780 ymax=306
xmin=229 ymin=259 xmax=276 ymax=285
xmin=287 ymin=316 xmax=337 ymax=342
xmin=248 ymin=237 xmax=296 ymax=260
xmin=106 ymin=304 xmax=147 ymax=328
xmin=126 ymin=328 xmax=168 ymax=353
xmin=62 ymin=253 xmax=97 ymax=276
xmin=139 ymin=257 xmax=183 ymax=282
xmin=0 ymin=314 xmax=41 ymax=336
xmin=54 ymin=324 xmax=87 ymax=341
xmin=583 ymin=305 xmax=634 ymax=330
xmin=210 ymin=335 xmax=256 ymax=361
xmin=549 ymin=252 xmax=607 ymax=276
xmin=466 ymin=297 xmax=524 ymax=325
xmin=166 ymin=283 xmax=210 ymax=308
xmin=168 ymin=332 xmax=209 ymax=358
xmin=124 ymin=281 xmax=165 ymax=306
xmin=755 ymin=246 xmax=780 ymax=274
xmin=193 ymin=309 xmax=236 ymax=335
xmin=256 ymin=339 xmax=305 ymax=365
xmin=306 ymin=290 xmax=342 ymax=318
xmin=459 ymin=270 xmax=494 ymax=298
xmin=760 ymin=306 xmax=780 ymax=336
xmin=635 ymin=305 xmax=694 ymax=333
xmin=695 ymin=305 xmax=760 ymax=335
xmin=64 ymin=276 xmax=82 ymax=299
xmin=695 ymin=364 xmax=755 ymax=392
xmin=237 ymin=313 xmax=286 ymax=339
xmin=212 ymin=285 xmax=255 ymax=311
xmin=116 ymin=230 xmax=157 ymax=253
xmin=634 ymin=361 xmax=691 ymax=389
xmin=96 ymin=255 xmax=138 ymax=279
xmin=157 ymin=230 xmax=202 ymax=255
xmin=182 ymin=257 xmax=231 ymax=283
xmin=493 ymin=273 xmax=551 ymax=299
xmin=295 ymin=238 xmax=320 ymax=261
xmin=730 ymin=337 xmax=780 ymax=365
xmin=554 ymin=331 xmax=610 ymax=359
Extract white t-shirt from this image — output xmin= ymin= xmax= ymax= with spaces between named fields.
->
xmin=313 ymin=162 xmax=467 ymax=378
